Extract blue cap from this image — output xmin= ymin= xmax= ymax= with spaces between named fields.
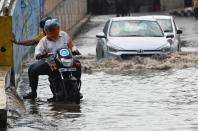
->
xmin=44 ymin=19 xmax=60 ymax=28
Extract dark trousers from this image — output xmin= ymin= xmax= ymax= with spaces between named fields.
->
xmin=28 ymin=60 xmax=81 ymax=96
xmin=194 ymin=8 xmax=198 ymax=18
xmin=28 ymin=60 xmax=54 ymax=94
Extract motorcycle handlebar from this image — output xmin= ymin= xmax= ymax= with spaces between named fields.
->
xmin=48 ymin=53 xmax=55 ymax=56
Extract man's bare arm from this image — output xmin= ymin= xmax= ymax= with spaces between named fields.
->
xmin=12 ymin=39 xmax=38 ymax=46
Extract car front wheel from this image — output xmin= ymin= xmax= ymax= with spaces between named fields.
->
xmin=96 ymin=48 xmax=104 ymax=59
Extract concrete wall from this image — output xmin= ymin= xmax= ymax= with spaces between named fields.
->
xmin=44 ymin=0 xmax=62 ymax=15
xmin=160 ymin=0 xmax=184 ymax=10
xmin=11 ymin=0 xmax=43 ymax=80
xmin=45 ymin=0 xmax=88 ymax=33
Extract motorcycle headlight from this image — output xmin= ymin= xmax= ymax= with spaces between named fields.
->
xmin=61 ymin=58 xmax=73 ymax=67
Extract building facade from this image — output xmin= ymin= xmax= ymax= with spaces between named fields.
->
xmin=160 ymin=0 xmax=184 ymax=10
xmin=89 ymin=0 xmax=186 ymax=14
xmin=44 ymin=0 xmax=88 ymax=33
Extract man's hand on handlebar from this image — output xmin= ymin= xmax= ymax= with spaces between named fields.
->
xmin=72 ymin=50 xmax=81 ymax=56
xmin=72 ymin=46 xmax=81 ymax=56
xmin=36 ymin=52 xmax=48 ymax=60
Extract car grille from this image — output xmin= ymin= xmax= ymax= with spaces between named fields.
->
xmin=121 ymin=54 xmax=154 ymax=59
xmin=120 ymin=50 xmax=163 ymax=59
xmin=120 ymin=50 xmax=162 ymax=52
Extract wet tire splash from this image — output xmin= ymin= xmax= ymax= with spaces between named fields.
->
xmin=82 ymin=52 xmax=198 ymax=73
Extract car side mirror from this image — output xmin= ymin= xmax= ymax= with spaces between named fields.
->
xmin=166 ymin=34 xmax=174 ymax=39
xmin=96 ymin=32 xmax=106 ymax=39
xmin=177 ymin=29 xmax=183 ymax=34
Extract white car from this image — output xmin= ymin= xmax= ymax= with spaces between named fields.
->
xmin=142 ymin=15 xmax=183 ymax=51
xmin=96 ymin=17 xmax=175 ymax=59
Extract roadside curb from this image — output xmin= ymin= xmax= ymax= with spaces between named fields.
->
xmin=0 ymin=67 xmax=11 ymax=129
xmin=169 ymin=7 xmax=194 ymax=17
xmin=0 ymin=109 xmax=7 ymax=128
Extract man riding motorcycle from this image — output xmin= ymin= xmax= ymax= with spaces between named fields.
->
xmin=23 ymin=19 xmax=82 ymax=101
xmin=12 ymin=17 xmax=76 ymax=51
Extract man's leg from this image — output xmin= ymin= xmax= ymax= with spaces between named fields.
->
xmin=23 ymin=60 xmax=52 ymax=99
xmin=48 ymin=77 xmax=56 ymax=96
xmin=195 ymin=8 xmax=198 ymax=18
xmin=194 ymin=8 xmax=196 ymax=18
xmin=47 ymin=76 xmax=58 ymax=102
xmin=194 ymin=8 xmax=197 ymax=18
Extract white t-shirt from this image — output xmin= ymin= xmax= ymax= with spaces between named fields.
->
xmin=35 ymin=31 xmax=69 ymax=57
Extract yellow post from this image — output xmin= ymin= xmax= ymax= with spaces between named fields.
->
xmin=0 ymin=16 xmax=12 ymax=66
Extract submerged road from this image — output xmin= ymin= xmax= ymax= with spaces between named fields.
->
xmin=7 ymin=14 xmax=198 ymax=131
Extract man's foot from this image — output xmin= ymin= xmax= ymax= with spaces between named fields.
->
xmin=47 ymin=96 xmax=56 ymax=102
xmin=23 ymin=92 xmax=37 ymax=99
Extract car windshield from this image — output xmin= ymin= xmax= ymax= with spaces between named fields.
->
xmin=156 ymin=19 xmax=173 ymax=33
xmin=109 ymin=20 xmax=164 ymax=37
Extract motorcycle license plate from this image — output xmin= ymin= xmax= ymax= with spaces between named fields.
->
xmin=59 ymin=68 xmax=77 ymax=72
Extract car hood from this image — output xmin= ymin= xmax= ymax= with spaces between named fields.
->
xmin=108 ymin=37 xmax=170 ymax=50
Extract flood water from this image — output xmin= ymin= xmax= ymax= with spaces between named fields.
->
xmin=7 ymin=15 xmax=198 ymax=131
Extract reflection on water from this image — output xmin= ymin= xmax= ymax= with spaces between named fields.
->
xmin=49 ymin=103 xmax=81 ymax=112
xmin=7 ymin=73 xmax=83 ymax=131
xmin=8 ymin=67 xmax=198 ymax=131
xmin=81 ymin=52 xmax=198 ymax=73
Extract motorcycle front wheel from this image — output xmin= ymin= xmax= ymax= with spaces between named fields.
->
xmin=63 ymin=80 xmax=80 ymax=104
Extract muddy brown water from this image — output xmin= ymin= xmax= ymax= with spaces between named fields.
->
xmin=7 ymin=15 xmax=198 ymax=131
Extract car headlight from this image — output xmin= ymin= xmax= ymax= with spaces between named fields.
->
xmin=61 ymin=58 xmax=73 ymax=67
xmin=108 ymin=46 xmax=119 ymax=52
xmin=161 ymin=47 xmax=171 ymax=52
xmin=107 ymin=44 xmax=124 ymax=52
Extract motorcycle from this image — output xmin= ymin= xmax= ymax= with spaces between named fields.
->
xmin=46 ymin=48 xmax=82 ymax=104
